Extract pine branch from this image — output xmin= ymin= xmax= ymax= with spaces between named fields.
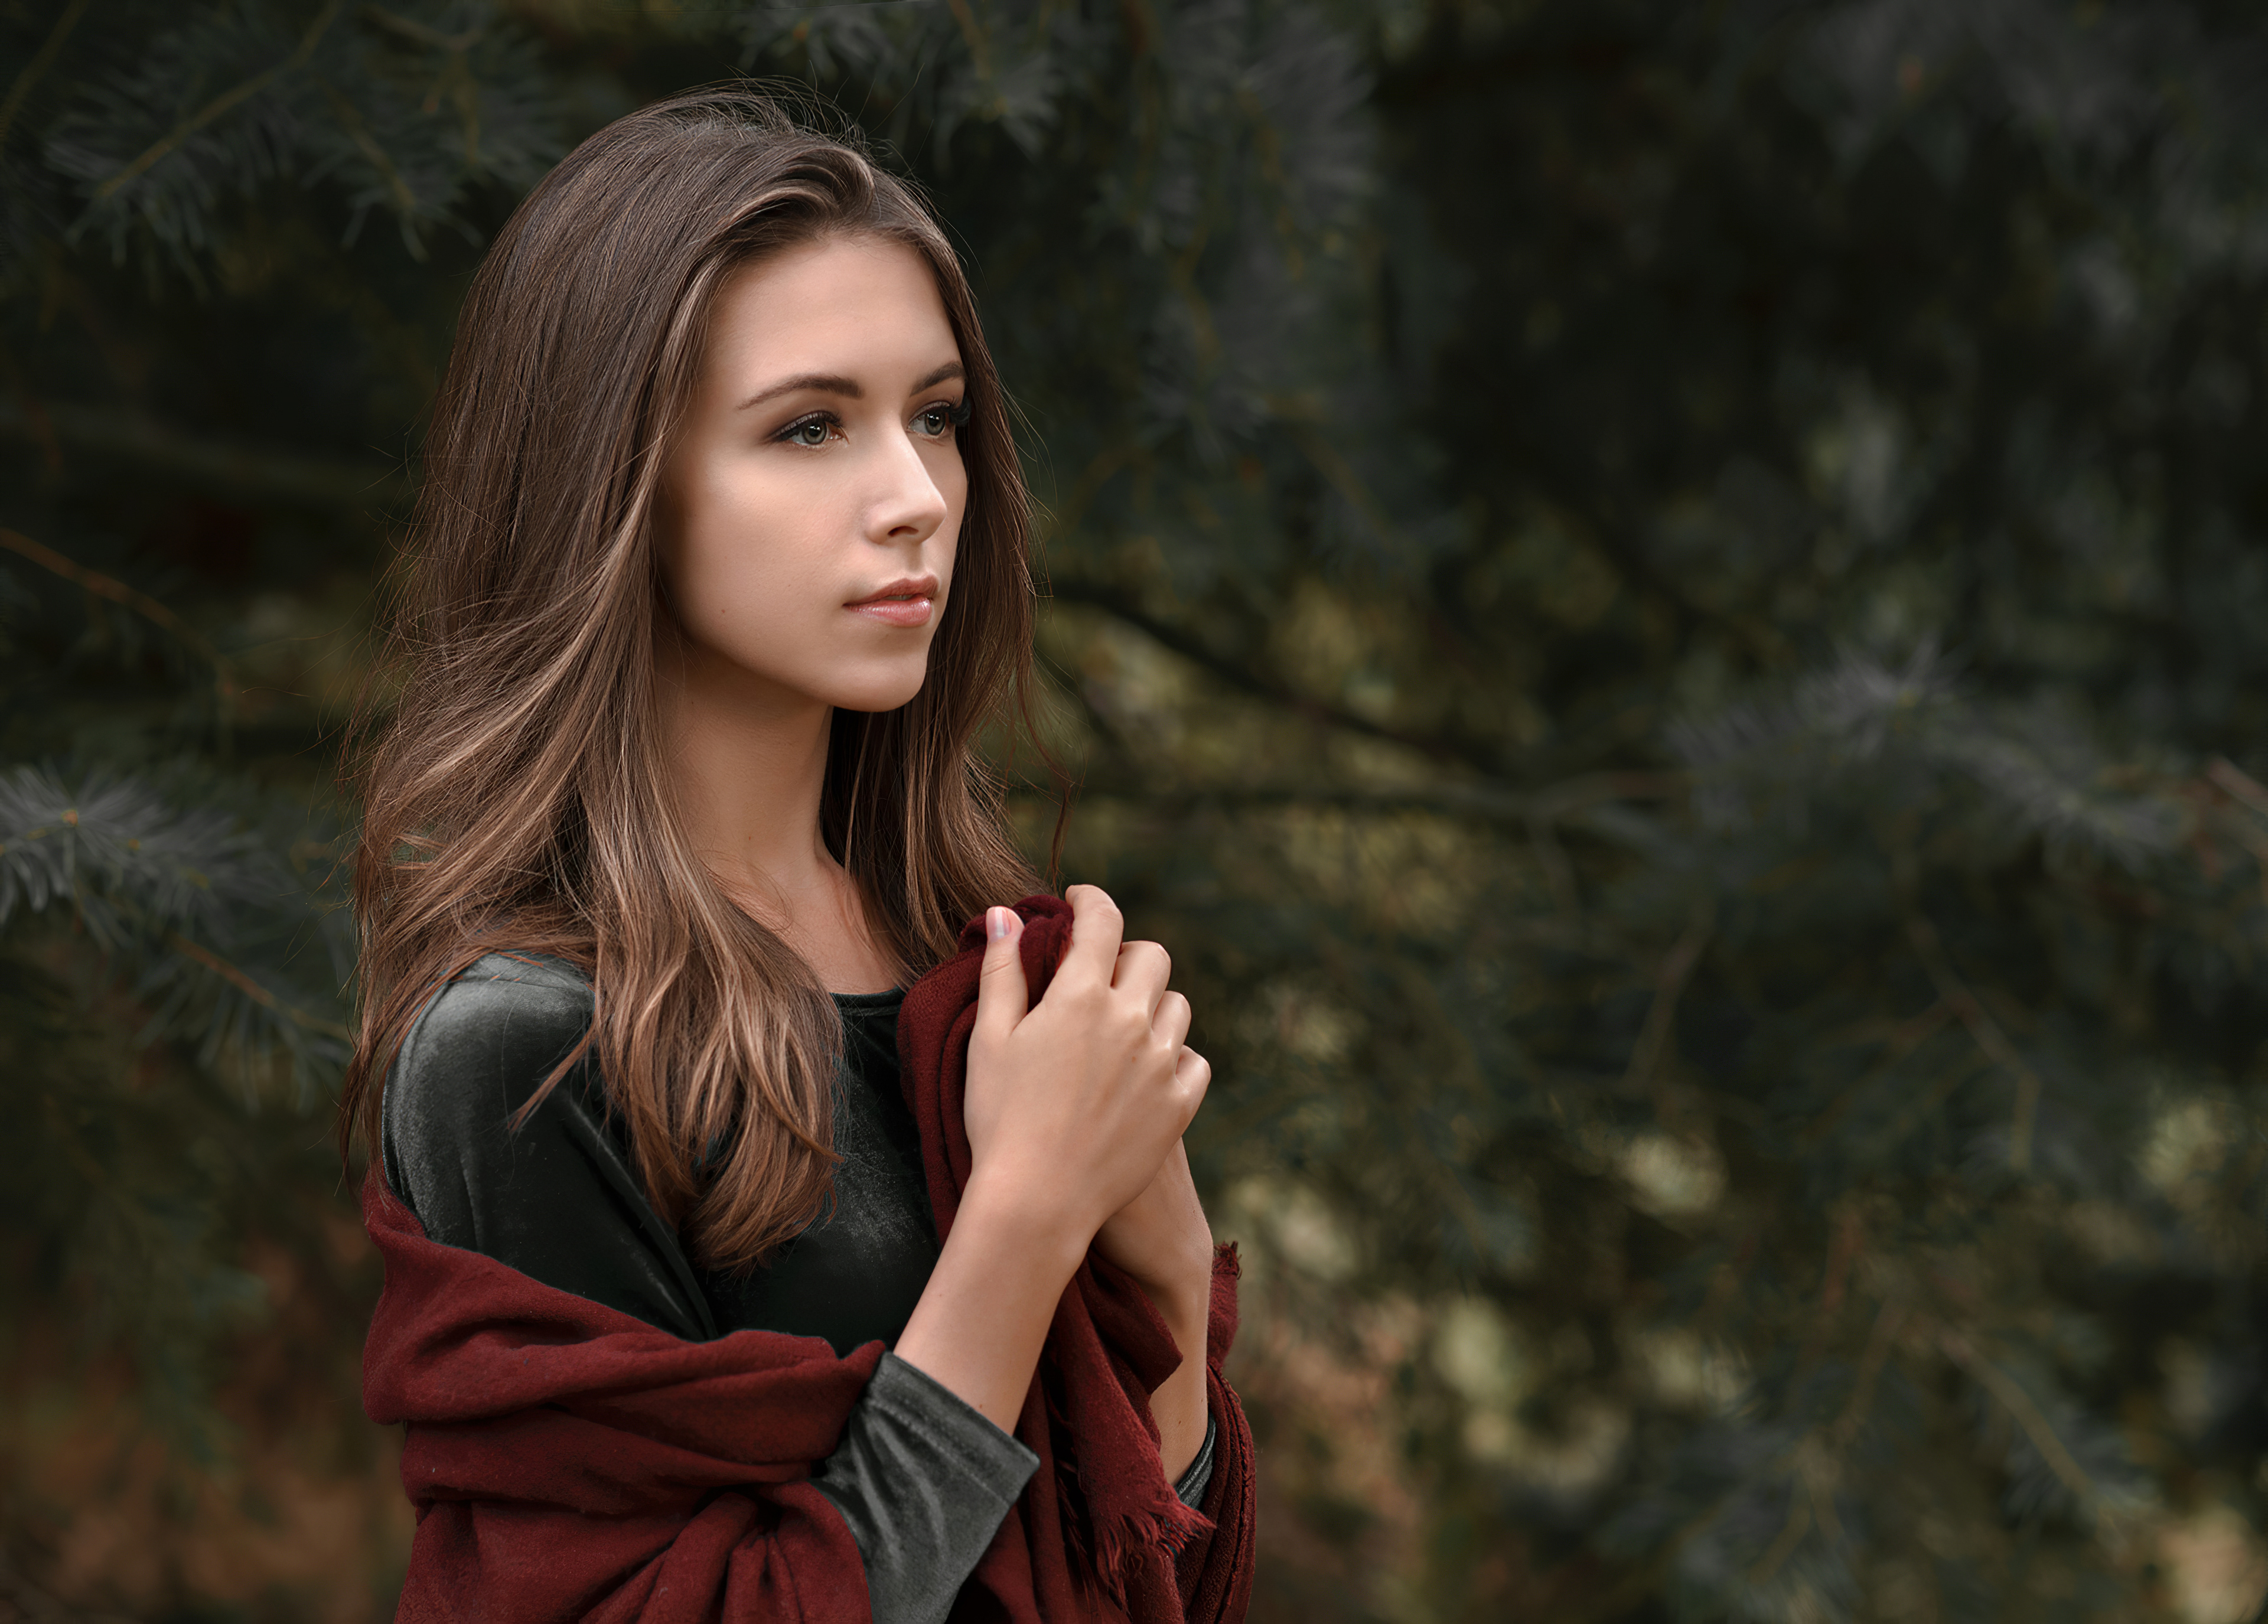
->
xmin=1891 ymin=844 xmax=2047 ymax=1174
xmin=1013 ymin=772 xmax=1683 ymax=823
xmin=1742 ymin=1470 xmax=1813 ymax=1589
xmin=38 ymin=1 xmax=562 ymax=270
xmin=0 ymin=0 xmax=94 ymax=153
xmin=1265 ymin=401 xmax=1413 ymax=559
xmin=945 ymin=0 xmax=992 ymax=84
xmin=1797 ymin=1000 xmax=1953 ymax=1149
xmin=316 ymin=75 xmax=425 ymax=255
xmin=2206 ymin=755 xmax=2268 ymax=820
xmin=1830 ymin=1295 xmax=1905 ymax=1447
xmin=0 ymin=526 xmax=235 ymax=707
xmin=361 ymin=6 xmax=482 ymax=54
xmin=90 ymin=0 xmax=346 ymax=202
xmin=1619 ymin=896 xmax=1715 ymax=1120
xmin=164 ymin=930 xmax=351 ymax=1041
xmin=1045 ymin=575 xmax=1507 ymax=771
xmin=0 ymin=399 xmax=411 ymax=503
xmin=0 ymin=765 xmax=349 ymax=1090
xmin=1937 ymin=1330 xmax=2114 ymax=1529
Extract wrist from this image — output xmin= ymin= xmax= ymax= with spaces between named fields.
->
xmin=957 ymin=1168 xmax=1094 ymax=1280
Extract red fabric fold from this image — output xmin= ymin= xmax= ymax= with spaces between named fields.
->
xmin=364 ymin=1173 xmax=878 ymax=1623
xmin=363 ymin=892 xmax=1256 ymax=1623
xmin=896 ymin=895 xmax=1256 ymax=1624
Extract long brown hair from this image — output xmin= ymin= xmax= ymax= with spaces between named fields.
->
xmin=340 ymin=89 xmax=1040 ymax=1268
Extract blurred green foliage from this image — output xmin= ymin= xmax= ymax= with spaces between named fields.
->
xmin=5 ymin=1 xmax=2268 ymax=1620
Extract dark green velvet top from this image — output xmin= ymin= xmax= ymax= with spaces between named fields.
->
xmin=379 ymin=952 xmax=940 ymax=1356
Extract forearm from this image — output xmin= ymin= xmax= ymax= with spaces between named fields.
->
xmin=892 ymin=1175 xmax=1089 ymax=1434
xmin=1093 ymin=1142 xmax=1216 ymax=1482
xmin=892 ymin=1173 xmax=1209 ymax=1482
xmin=1151 ymin=1281 xmax=1211 ymax=1481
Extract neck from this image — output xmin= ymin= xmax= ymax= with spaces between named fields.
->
xmin=655 ymin=632 xmax=891 ymax=991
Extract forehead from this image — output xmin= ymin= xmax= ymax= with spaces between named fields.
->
xmin=702 ymin=234 xmax=959 ymax=384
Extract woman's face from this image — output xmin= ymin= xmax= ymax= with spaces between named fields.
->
xmin=657 ymin=233 xmax=967 ymax=716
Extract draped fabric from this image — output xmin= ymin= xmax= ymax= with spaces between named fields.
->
xmin=364 ymin=1175 xmax=879 ymax=1623
xmin=895 ymin=895 xmax=1257 ymax=1624
xmin=361 ymin=893 xmax=1256 ymax=1622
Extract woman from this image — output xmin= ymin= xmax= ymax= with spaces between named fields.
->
xmin=341 ymin=89 xmax=1251 ymax=1623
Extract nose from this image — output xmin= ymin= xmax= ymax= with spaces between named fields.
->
xmin=865 ymin=420 xmax=950 ymax=547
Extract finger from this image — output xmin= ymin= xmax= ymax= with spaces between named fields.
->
xmin=1115 ymin=940 xmax=1172 ymax=1010
xmin=973 ymin=905 xmax=1029 ymax=1046
xmin=1063 ymin=883 xmax=1126 ymax=985
xmin=1152 ymin=988 xmax=1193 ymax=1051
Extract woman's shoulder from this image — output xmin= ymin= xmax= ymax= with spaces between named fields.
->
xmin=387 ymin=951 xmax=597 ymax=1115
xmin=436 ymin=949 xmax=592 ymax=1006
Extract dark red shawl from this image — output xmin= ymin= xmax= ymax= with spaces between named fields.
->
xmin=363 ymin=895 xmax=1256 ymax=1623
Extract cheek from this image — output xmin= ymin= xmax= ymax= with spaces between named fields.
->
xmin=934 ymin=459 xmax=970 ymax=582
xmin=665 ymin=460 xmax=838 ymax=629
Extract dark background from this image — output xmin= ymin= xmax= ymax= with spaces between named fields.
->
xmin=5 ymin=1 xmax=2267 ymax=1619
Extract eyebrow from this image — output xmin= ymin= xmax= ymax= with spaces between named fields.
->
xmin=737 ymin=372 xmax=859 ymax=411
xmin=735 ymin=361 xmax=966 ymax=412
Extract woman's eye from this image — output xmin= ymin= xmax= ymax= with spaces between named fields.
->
xmin=781 ymin=416 xmax=834 ymax=448
xmin=914 ymin=405 xmax=957 ymax=438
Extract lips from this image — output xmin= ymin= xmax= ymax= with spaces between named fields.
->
xmin=846 ymin=575 xmax=939 ymax=629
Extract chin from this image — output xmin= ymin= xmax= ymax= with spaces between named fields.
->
xmin=826 ymin=667 xmax=933 ymax=715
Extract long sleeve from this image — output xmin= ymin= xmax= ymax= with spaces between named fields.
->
xmin=1174 ymin=1414 xmax=1217 ymax=1509
xmin=812 ymin=1354 xmax=1039 ymax=1624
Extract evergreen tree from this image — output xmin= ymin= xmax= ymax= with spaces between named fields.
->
xmin=5 ymin=2 xmax=2267 ymax=1620
xmin=1 ymin=1 xmax=565 ymax=1606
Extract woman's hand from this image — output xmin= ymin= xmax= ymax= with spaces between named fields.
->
xmin=895 ymin=885 xmax=1212 ymax=1436
xmin=960 ymin=885 xmax=1208 ymax=1241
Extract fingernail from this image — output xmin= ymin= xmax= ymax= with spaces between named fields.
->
xmin=987 ymin=906 xmax=1010 ymax=942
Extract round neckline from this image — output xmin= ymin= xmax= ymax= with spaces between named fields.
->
xmin=832 ymin=987 xmax=905 ymax=1010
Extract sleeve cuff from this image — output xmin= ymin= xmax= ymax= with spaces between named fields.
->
xmin=1172 ymin=1411 xmax=1218 ymax=1509
xmin=866 ymin=1351 xmax=1040 ymax=1500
